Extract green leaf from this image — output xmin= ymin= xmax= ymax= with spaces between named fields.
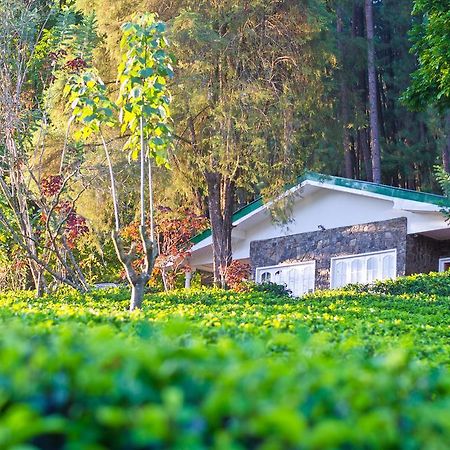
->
xmin=140 ymin=67 xmax=154 ymax=78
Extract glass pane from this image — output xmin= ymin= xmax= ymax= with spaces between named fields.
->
xmin=333 ymin=261 xmax=346 ymax=288
xmin=303 ymin=265 xmax=315 ymax=293
xmin=261 ymin=272 xmax=271 ymax=283
xmin=273 ymin=270 xmax=282 ymax=284
xmin=350 ymin=259 xmax=364 ymax=283
xmin=382 ymin=255 xmax=395 ymax=279
xmin=288 ymin=268 xmax=300 ymax=296
xmin=367 ymin=257 xmax=378 ymax=282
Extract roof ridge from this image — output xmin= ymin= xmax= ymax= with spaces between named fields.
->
xmin=303 ymin=171 xmax=446 ymax=199
xmin=302 ymin=172 xmax=449 ymax=205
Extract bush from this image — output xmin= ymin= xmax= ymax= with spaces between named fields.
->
xmin=343 ymin=271 xmax=450 ymax=296
xmin=244 ymin=281 xmax=292 ymax=297
xmin=0 ymin=273 xmax=449 ymax=449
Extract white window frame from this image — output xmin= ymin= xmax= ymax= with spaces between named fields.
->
xmin=438 ymin=257 xmax=450 ymax=272
xmin=330 ymin=249 xmax=397 ymax=289
xmin=255 ymin=261 xmax=316 ymax=297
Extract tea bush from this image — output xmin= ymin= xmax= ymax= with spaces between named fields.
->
xmin=0 ymin=273 xmax=449 ymax=449
xmin=342 ymin=270 xmax=450 ymax=296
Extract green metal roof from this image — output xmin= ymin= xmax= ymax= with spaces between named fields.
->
xmin=191 ymin=172 xmax=450 ymax=246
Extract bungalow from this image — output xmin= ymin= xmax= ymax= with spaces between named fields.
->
xmin=187 ymin=173 xmax=450 ymax=295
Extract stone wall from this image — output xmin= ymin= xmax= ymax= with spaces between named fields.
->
xmin=406 ymin=234 xmax=450 ymax=274
xmin=250 ymin=218 xmax=408 ymax=290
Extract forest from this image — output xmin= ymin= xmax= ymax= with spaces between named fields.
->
xmin=0 ymin=0 xmax=449 ymax=303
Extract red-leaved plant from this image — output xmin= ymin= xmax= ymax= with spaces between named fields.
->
xmin=225 ymin=260 xmax=251 ymax=292
xmin=118 ymin=207 xmax=207 ymax=290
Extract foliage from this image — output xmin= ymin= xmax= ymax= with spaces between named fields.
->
xmin=0 ymin=272 xmax=449 ymax=448
xmin=74 ymin=232 xmax=122 ymax=284
xmin=113 ymin=208 xmax=207 ymax=289
xmin=402 ymin=0 xmax=450 ymax=111
xmin=117 ymin=13 xmax=174 ymax=163
xmin=342 ymin=269 xmax=450 ymax=296
xmin=155 ymin=207 xmax=207 ymax=290
xmin=245 ymin=281 xmax=293 ymax=298
xmin=0 ymin=0 xmax=104 ymax=292
xmin=224 ymin=260 xmax=251 ymax=291
xmin=64 ymin=70 xmax=117 ymax=139
xmin=434 ymin=164 xmax=450 ymax=216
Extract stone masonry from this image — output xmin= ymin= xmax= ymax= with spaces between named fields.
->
xmin=406 ymin=234 xmax=450 ymax=275
xmin=250 ymin=218 xmax=408 ymax=290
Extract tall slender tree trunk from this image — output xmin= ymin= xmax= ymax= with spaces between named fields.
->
xmin=337 ymin=7 xmax=353 ymax=179
xmin=353 ymin=2 xmax=372 ymax=182
xmin=365 ymin=0 xmax=382 ymax=183
xmin=205 ymin=171 xmax=234 ymax=288
xmin=357 ymin=129 xmax=372 ymax=182
xmin=443 ymin=111 xmax=450 ymax=173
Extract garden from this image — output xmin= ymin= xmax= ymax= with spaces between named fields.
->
xmin=0 ymin=272 xmax=449 ymax=449
xmin=0 ymin=1 xmax=449 ymax=448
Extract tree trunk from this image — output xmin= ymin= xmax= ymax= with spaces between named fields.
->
xmin=365 ymin=0 xmax=382 ymax=183
xmin=130 ymin=277 xmax=147 ymax=311
xmin=357 ymin=129 xmax=373 ymax=181
xmin=112 ymin=228 xmax=155 ymax=311
xmin=443 ymin=111 xmax=450 ymax=173
xmin=337 ymin=7 xmax=353 ymax=179
xmin=205 ymin=171 xmax=234 ymax=288
xmin=353 ymin=2 xmax=372 ymax=182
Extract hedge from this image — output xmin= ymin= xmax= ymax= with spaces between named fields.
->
xmin=0 ymin=272 xmax=449 ymax=449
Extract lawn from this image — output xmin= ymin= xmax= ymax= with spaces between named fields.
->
xmin=0 ymin=273 xmax=449 ymax=449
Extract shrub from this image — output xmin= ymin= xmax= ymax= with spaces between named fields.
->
xmin=246 ymin=280 xmax=293 ymax=297
xmin=225 ymin=260 xmax=251 ymax=291
xmin=0 ymin=273 xmax=449 ymax=449
xmin=343 ymin=271 xmax=450 ymax=296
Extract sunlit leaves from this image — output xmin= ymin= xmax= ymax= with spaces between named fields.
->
xmin=403 ymin=0 xmax=450 ymax=111
xmin=65 ymin=70 xmax=117 ymax=140
xmin=65 ymin=12 xmax=173 ymax=167
xmin=117 ymin=13 xmax=174 ymax=165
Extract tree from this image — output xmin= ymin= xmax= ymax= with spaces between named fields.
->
xmin=0 ymin=0 xmax=100 ymax=294
xmin=365 ymin=0 xmax=382 ymax=183
xmin=403 ymin=0 xmax=450 ymax=112
xmin=403 ymin=0 xmax=450 ymax=173
xmin=166 ymin=0 xmax=332 ymax=287
xmin=155 ymin=208 xmax=207 ymax=291
xmin=336 ymin=5 xmax=354 ymax=179
xmin=66 ymin=13 xmax=173 ymax=310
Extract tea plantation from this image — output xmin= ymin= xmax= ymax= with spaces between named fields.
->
xmin=0 ymin=272 xmax=449 ymax=449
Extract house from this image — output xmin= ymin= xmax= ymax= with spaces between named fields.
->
xmin=187 ymin=172 xmax=450 ymax=295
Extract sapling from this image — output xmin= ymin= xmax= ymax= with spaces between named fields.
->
xmin=65 ymin=13 xmax=173 ymax=310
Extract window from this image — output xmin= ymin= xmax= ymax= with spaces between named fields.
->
xmin=331 ymin=249 xmax=397 ymax=289
xmin=260 ymin=272 xmax=271 ymax=282
xmin=255 ymin=261 xmax=316 ymax=297
xmin=439 ymin=257 xmax=450 ymax=272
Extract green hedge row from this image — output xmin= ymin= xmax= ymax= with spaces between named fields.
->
xmin=342 ymin=270 xmax=450 ymax=296
xmin=1 ymin=320 xmax=450 ymax=450
xmin=0 ymin=272 xmax=449 ymax=449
